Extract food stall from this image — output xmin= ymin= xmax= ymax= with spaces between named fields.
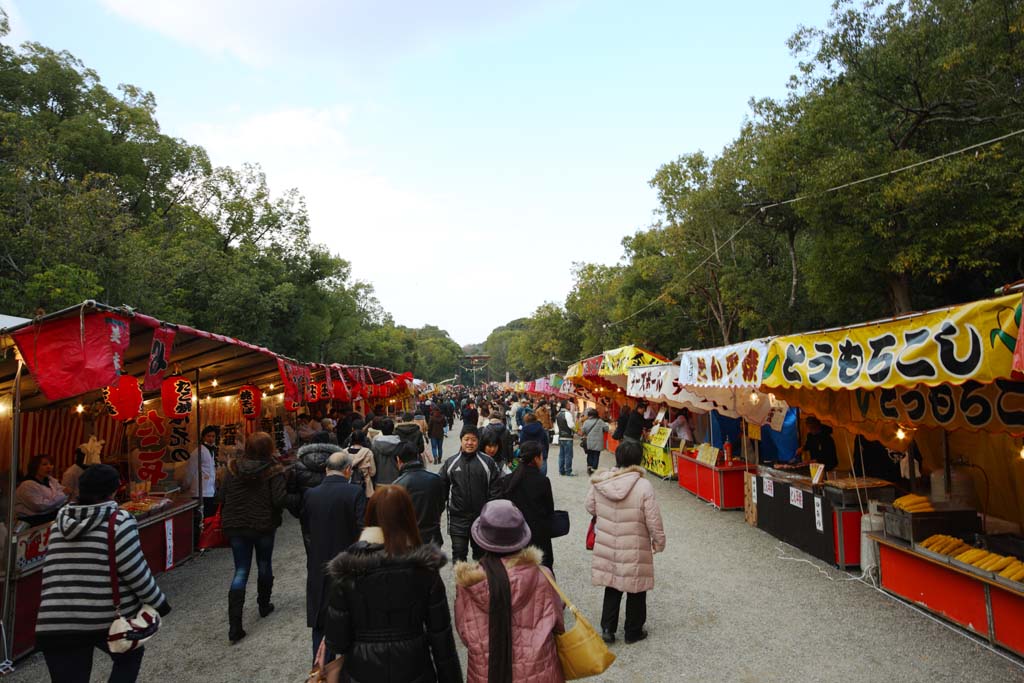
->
xmin=0 ymin=302 xmax=409 ymax=663
xmin=759 ymin=293 xmax=1024 ymax=655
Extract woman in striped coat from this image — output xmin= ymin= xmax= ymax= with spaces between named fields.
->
xmin=35 ymin=465 xmax=170 ymax=683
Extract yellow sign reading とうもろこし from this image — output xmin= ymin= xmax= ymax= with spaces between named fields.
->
xmin=762 ymin=294 xmax=1022 ymax=392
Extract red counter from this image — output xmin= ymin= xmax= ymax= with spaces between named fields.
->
xmin=2 ymin=499 xmax=197 ymax=661
xmin=676 ymin=453 xmax=755 ymax=510
xmin=873 ymin=534 xmax=1024 ymax=657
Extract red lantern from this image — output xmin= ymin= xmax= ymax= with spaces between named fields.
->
xmin=239 ymin=384 xmax=262 ymax=420
xmin=161 ymin=375 xmax=192 ymax=419
xmin=320 ymin=381 xmax=332 ymax=401
xmin=332 ymin=380 xmax=349 ymax=402
xmin=102 ymin=377 xmax=142 ymax=421
xmin=307 ymin=381 xmax=319 ymax=403
xmin=285 ymin=399 xmax=301 ymax=412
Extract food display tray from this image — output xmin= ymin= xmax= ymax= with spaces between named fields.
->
xmin=913 ymin=543 xmax=953 ymax=565
xmin=949 ymin=557 xmax=995 ymax=580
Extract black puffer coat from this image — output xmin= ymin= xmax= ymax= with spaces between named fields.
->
xmin=285 ymin=443 xmax=341 ymax=519
xmin=324 ymin=540 xmax=462 ymax=683
xmin=220 ymin=457 xmax=286 ymax=537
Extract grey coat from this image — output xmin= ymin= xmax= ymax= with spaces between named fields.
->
xmin=581 ymin=417 xmax=609 ymax=452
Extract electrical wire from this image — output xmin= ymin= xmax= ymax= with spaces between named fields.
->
xmin=605 ymin=126 xmax=1024 ymax=329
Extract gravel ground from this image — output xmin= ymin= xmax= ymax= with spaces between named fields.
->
xmin=11 ymin=422 xmax=1024 ymax=682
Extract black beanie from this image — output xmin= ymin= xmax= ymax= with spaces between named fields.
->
xmin=78 ymin=464 xmax=121 ymax=502
xmin=460 ymin=424 xmax=479 ymax=439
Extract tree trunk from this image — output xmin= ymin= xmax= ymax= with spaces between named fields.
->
xmin=786 ymin=228 xmax=798 ymax=310
xmin=888 ymin=272 xmax=913 ymax=314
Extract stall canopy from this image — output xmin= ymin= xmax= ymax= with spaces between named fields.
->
xmin=673 ymin=340 xmax=788 ymax=426
xmin=626 ymin=364 xmax=716 ymax=413
xmin=760 ymin=293 xmax=1024 ymax=526
xmin=566 ymin=346 xmax=668 ymax=397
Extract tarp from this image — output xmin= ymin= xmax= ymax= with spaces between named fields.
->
xmin=679 ymin=339 xmax=771 ymax=388
xmin=762 ymin=294 xmax=1021 ymax=391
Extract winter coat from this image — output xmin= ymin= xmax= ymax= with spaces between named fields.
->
xmin=396 ymin=422 xmax=426 ymax=457
xmin=35 ymin=502 xmax=170 ymax=643
xmin=285 ymin=442 xmax=340 ymax=521
xmin=428 ymin=414 xmax=447 ymax=440
xmin=518 ymin=422 xmax=549 ymax=453
xmin=581 ymin=417 xmax=608 ymax=452
xmin=14 ymin=477 xmax=67 ymax=521
xmin=345 ymin=445 xmax=377 ymax=497
xmin=498 ymin=464 xmax=555 ymax=568
xmin=584 ymin=466 xmax=666 ymax=594
xmin=534 ymin=405 xmax=553 ymax=431
xmin=454 ymin=547 xmax=565 ymax=683
xmin=393 ymin=462 xmax=445 ymax=547
xmin=373 ymin=435 xmax=404 ymax=485
xmin=325 ymin=531 xmax=462 ymax=683
xmin=439 ymin=451 xmax=500 ymax=536
xmin=624 ymin=410 xmax=646 ymax=440
xmin=301 ymin=476 xmax=366 ymax=627
xmin=220 ymin=457 xmax=287 ymax=537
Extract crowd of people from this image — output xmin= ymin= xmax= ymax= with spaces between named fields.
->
xmin=27 ymin=389 xmax=672 ymax=682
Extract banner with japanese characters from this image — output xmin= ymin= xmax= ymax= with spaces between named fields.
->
xmin=678 ymin=340 xmax=771 ymax=388
xmin=763 ymin=294 xmax=1021 ymax=391
xmin=599 ymin=346 xmax=667 ymax=377
xmin=128 ymin=404 xmax=194 ymax=487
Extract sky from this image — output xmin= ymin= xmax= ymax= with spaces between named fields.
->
xmin=2 ymin=0 xmax=832 ymax=346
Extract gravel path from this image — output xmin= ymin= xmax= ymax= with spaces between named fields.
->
xmin=11 ymin=423 xmax=1024 ymax=682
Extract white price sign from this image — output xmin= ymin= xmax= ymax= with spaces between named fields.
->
xmin=763 ymin=478 xmax=774 ymax=498
xmin=814 ymin=497 xmax=824 ymax=532
xmin=751 ymin=477 xmax=758 ymax=505
xmin=789 ymin=487 xmax=804 ymax=509
xmin=164 ymin=519 xmax=174 ymax=571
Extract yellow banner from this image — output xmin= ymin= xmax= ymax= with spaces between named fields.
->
xmin=763 ymin=294 xmax=1021 ymax=391
xmin=642 ymin=442 xmax=674 ymax=478
xmin=647 ymin=426 xmax=671 ymax=449
xmin=600 ymin=346 xmax=667 ymax=377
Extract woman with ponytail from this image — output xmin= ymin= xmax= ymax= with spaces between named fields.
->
xmin=454 ymin=500 xmax=564 ymax=683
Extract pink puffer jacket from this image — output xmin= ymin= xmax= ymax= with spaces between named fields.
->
xmin=454 ymin=547 xmax=565 ymax=683
xmin=585 ymin=466 xmax=666 ymax=594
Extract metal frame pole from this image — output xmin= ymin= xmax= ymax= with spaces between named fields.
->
xmin=2 ymin=359 xmax=24 ymax=665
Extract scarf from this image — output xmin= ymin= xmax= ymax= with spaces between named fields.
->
xmin=481 ymin=554 xmax=513 ymax=683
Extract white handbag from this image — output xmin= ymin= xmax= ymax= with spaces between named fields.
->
xmin=105 ymin=512 xmax=161 ymax=653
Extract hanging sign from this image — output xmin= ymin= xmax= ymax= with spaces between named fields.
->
xmin=142 ymin=326 xmax=176 ymax=391
xmin=763 ymin=294 xmax=1021 ymax=391
xmin=276 ymin=359 xmax=311 ymax=404
xmin=307 ymin=381 xmax=320 ymax=403
xmin=164 ymin=519 xmax=175 ymax=571
xmin=789 ymin=487 xmax=804 ymax=509
xmin=239 ymin=385 xmax=261 ymax=420
xmin=161 ymin=375 xmax=193 ymax=419
xmin=600 ymin=346 xmax=666 ymax=377
xmin=321 ymin=379 xmax=333 ymax=401
xmin=814 ymin=497 xmax=824 ymax=532
xmin=103 ymin=377 xmax=143 ymax=421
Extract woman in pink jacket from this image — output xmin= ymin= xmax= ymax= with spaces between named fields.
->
xmin=585 ymin=440 xmax=666 ymax=645
xmin=454 ymin=500 xmax=565 ymax=683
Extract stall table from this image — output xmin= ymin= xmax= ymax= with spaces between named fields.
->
xmin=0 ymin=498 xmax=197 ymax=660
xmin=872 ymin=533 xmax=1024 ymax=658
xmin=676 ymin=452 xmax=756 ymax=510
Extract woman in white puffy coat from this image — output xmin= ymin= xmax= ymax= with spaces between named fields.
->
xmin=584 ymin=440 xmax=666 ymax=645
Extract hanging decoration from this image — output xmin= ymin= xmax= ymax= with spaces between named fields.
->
xmin=161 ymin=375 xmax=193 ymax=419
xmin=142 ymin=326 xmax=176 ymax=391
xmin=239 ymin=384 xmax=262 ymax=420
xmin=307 ymin=381 xmax=319 ymax=403
xmin=285 ymin=399 xmax=301 ymax=412
xmin=321 ymin=380 xmax=333 ymax=401
xmin=102 ymin=377 xmax=143 ymax=421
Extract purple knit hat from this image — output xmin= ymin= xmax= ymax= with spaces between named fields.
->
xmin=470 ymin=500 xmax=532 ymax=554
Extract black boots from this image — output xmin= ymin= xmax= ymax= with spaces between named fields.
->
xmin=228 ymin=590 xmax=246 ymax=643
xmin=257 ymin=576 xmax=275 ymax=617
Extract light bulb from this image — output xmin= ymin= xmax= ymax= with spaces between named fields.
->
xmin=750 ymin=391 xmax=760 ymax=404
xmin=896 ymin=428 xmax=906 ymax=440
xmin=1019 ymin=444 xmax=1024 ymax=460
xmin=269 ymin=383 xmax=275 ymax=390
xmin=75 ymin=404 xmax=84 ymax=414
xmin=211 ymin=379 xmax=218 ymax=387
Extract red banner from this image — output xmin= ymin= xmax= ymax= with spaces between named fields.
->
xmin=12 ymin=312 xmax=131 ymax=402
xmin=276 ymin=359 xmax=311 ymax=404
xmin=142 ymin=326 xmax=176 ymax=391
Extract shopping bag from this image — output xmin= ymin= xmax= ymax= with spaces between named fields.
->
xmin=198 ymin=505 xmax=228 ymax=549
xmin=550 ymin=510 xmax=570 ymax=538
xmin=540 ymin=570 xmax=616 ymax=679
xmin=585 ymin=516 xmax=596 ymax=551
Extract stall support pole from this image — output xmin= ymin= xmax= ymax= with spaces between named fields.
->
xmin=2 ymin=359 xmax=24 ymax=668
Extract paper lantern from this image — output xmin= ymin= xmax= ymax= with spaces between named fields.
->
xmin=320 ymin=381 xmax=333 ymax=401
xmin=161 ymin=375 xmax=193 ymax=419
xmin=102 ymin=377 xmax=142 ymax=421
xmin=239 ymin=385 xmax=262 ymax=420
xmin=285 ymin=399 xmax=301 ymax=412
xmin=307 ymin=381 xmax=319 ymax=403
xmin=331 ymin=380 xmax=349 ymax=402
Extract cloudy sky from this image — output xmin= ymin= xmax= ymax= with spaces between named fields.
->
xmin=4 ymin=0 xmax=829 ymax=345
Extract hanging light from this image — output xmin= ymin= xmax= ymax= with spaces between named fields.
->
xmin=1019 ymin=443 xmax=1024 ymax=460
xmin=75 ymin=404 xmax=85 ymax=414
xmin=269 ymin=383 xmax=275 ymax=390
xmin=896 ymin=427 xmax=907 ymax=440
xmin=750 ymin=391 xmax=760 ymax=405
xmin=211 ymin=379 xmax=219 ymax=387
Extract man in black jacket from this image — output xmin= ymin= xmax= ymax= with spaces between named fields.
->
xmin=302 ymin=451 xmax=366 ymax=660
xmin=439 ymin=425 xmax=499 ymax=562
xmin=393 ymin=443 xmax=445 ymax=547
xmin=394 ymin=412 xmax=426 ymax=460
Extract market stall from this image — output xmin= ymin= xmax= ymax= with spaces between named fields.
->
xmin=0 ymin=302 xmax=408 ymax=663
xmin=758 ymin=293 xmax=1024 ymax=655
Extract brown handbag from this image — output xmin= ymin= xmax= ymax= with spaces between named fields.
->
xmin=307 ymin=637 xmax=344 ymax=683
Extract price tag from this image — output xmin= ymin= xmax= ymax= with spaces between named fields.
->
xmin=814 ymin=497 xmax=824 ymax=532
xmin=164 ymin=519 xmax=175 ymax=571
xmin=763 ymin=478 xmax=774 ymax=498
xmin=789 ymin=487 xmax=804 ymax=509
xmin=751 ymin=476 xmax=758 ymax=505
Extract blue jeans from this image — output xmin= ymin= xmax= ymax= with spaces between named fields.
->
xmin=540 ymin=455 xmax=548 ymax=477
xmin=558 ymin=439 xmax=574 ymax=474
xmin=430 ymin=437 xmax=444 ymax=461
xmin=229 ymin=533 xmax=275 ymax=591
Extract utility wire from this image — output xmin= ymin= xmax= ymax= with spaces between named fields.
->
xmin=605 ymin=126 xmax=1024 ymax=329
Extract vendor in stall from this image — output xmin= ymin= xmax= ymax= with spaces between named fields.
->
xmin=15 ymin=454 xmax=68 ymax=525
xmin=668 ymin=408 xmax=695 ymax=448
xmin=798 ymin=416 xmax=838 ymax=472
xmin=60 ymin=448 xmax=88 ymax=502
xmin=851 ymin=434 xmax=900 ymax=482
xmin=194 ymin=426 xmax=219 ymax=517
